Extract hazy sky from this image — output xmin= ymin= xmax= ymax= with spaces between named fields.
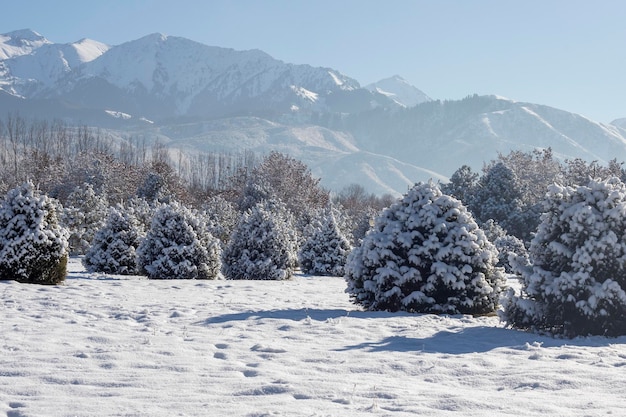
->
xmin=2 ymin=0 xmax=625 ymax=123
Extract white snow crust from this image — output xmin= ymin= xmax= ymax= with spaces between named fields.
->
xmin=0 ymin=257 xmax=624 ymax=416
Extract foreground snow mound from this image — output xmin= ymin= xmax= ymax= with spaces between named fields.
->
xmin=346 ymin=182 xmax=505 ymax=315
xmin=1 ymin=257 xmax=625 ymax=416
xmin=504 ymin=178 xmax=626 ymax=337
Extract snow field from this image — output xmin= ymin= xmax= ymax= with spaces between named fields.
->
xmin=1 ymin=258 xmax=625 ymax=416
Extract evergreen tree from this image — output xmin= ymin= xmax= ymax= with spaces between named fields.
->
xmin=137 ymin=172 xmax=169 ymax=203
xmin=136 ymin=202 xmax=221 ymax=279
xmin=125 ymin=196 xmax=156 ymax=233
xmin=61 ymin=183 xmax=108 ymax=255
xmin=299 ymin=208 xmax=352 ymax=276
xmin=481 ymin=219 xmax=528 ymax=273
xmin=202 ymin=195 xmax=239 ymax=245
xmin=83 ymin=206 xmax=144 ymax=275
xmin=222 ymin=199 xmax=297 ymax=280
xmin=441 ymin=164 xmax=478 ymax=205
xmin=470 ymin=162 xmax=538 ymax=242
xmin=345 ymin=182 xmax=504 ymax=315
xmin=503 ymin=178 xmax=626 ymax=337
xmin=238 ymin=152 xmax=329 ymax=236
xmin=0 ymin=181 xmax=69 ymax=284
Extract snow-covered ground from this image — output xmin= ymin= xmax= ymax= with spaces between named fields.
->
xmin=1 ymin=258 xmax=625 ymax=416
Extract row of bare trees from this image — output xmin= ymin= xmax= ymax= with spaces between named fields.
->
xmin=0 ymin=114 xmax=263 ymax=207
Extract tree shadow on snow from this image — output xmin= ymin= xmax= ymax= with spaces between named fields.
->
xmin=335 ymin=326 xmax=623 ymax=354
xmin=198 ymin=308 xmax=372 ymax=325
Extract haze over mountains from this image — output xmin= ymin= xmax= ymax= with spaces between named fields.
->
xmin=1 ymin=29 xmax=626 ymax=195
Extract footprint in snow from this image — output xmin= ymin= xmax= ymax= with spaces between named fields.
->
xmin=250 ymin=343 xmax=287 ymax=353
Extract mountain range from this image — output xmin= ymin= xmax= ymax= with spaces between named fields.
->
xmin=1 ymin=29 xmax=626 ymax=196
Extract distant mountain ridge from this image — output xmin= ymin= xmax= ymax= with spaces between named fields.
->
xmin=0 ymin=30 xmax=398 ymax=120
xmin=2 ymin=29 xmax=626 ymax=196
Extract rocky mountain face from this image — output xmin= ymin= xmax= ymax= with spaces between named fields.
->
xmin=2 ymin=29 xmax=626 ymax=196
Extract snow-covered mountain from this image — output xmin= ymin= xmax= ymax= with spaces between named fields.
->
xmin=0 ymin=29 xmax=109 ymax=91
xmin=365 ymin=75 xmax=431 ymax=107
xmin=2 ymin=29 xmax=626 ymax=196
xmin=0 ymin=31 xmax=397 ymax=120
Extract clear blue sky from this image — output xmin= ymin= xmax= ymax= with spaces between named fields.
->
xmin=2 ymin=0 xmax=626 ymax=123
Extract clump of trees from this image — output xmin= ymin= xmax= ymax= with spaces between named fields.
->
xmin=4 ymin=113 xmax=626 ymax=339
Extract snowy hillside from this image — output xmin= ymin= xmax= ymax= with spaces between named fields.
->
xmin=0 ymin=257 xmax=624 ymax=416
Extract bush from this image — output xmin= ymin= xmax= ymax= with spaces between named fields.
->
xmin=61 ymin=183 xmax=108 ymax=255
xmin=222 ymin=199 xmax=297 ymax=280
xmin=136 ymin=202 xmax=221 ymax=279
xmin=481 ymin=219 xmax=528 ymax=273
xmin=83 ymin=206 xmax=144 ymax=275
xmin=345 ymin=182 xmax=505 ymax=315
xmin=502 ymin=178 xmax=626 ymax=337
xmin=0 ymin=181 xmax=69 ymax=284
xmin=299 ymin=208 xmax=352 ymax=276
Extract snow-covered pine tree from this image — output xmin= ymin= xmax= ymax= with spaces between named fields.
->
xmin=136 ymin=201 xmax=221 ymax=279
xmin=202 ymin=195 xmax=239 ymax=245
xmin=503 ymin=178 xmax=626 ymax=337
xmin=0 ymin=181 xmax=69 ymax=284
xmin=345 ymin=182 xmax=505 ymax=315
xmin=137 ymin=172 xmax=169 ymax=203
xmin=481 ymin=219 xmax=528 ymax=273
xmin=83 ymin=206 xmax=144 ymax=275
xmin=125 ymin=196 xmax=156 ymax=233
xmin=61 ymin=183 xmax=108 ymax=255
xmin=222 ymin=199 xmax=297 ymax=280
xmin=469 ymin=162 xmax=539 ymax=242
xmin=440 ymin=164 xmax=479 ymax=205
xmin=299 ymin=208 xmax=352 ymax=276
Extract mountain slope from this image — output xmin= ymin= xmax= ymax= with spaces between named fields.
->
xmin=338 ymin=95 xmax=626 ymax=182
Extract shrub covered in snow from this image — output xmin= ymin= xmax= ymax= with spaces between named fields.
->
xmin=481 ymin=219 xmax=528 ymax=273
xmin=467 ymin=162 xmax=540 ymax=242
xmin=0 ymin=181 xmax=69 ymax=284
xmin=136 ymin=202 xmax=221 ymax=279
xmin=61 ymin=183 xmax=108 ymax=255
xmin=299 ymin=208 xmax=352 ymax=276
xmin=503 ymin=178 xmax=626 ymax=337
xmin=345 ymin=182 xmax=505 ymax=315
xmin=83 ymin=206 xmax=144 ymax=275
xmin=222 ymin=199 xmax=297 ymax=280
xmin=202 ymin=195 xmax=239 ymax=245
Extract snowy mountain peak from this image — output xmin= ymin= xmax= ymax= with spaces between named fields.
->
xmin=70 ymin=38 xmax=110 ymax=63
xmin=3 ymin=29 xmax=47 ymax=43
xmin=366 ymin=75 xmax=431 ymax=107
xmin=0 ymin=29 xmax=51 ymax=60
